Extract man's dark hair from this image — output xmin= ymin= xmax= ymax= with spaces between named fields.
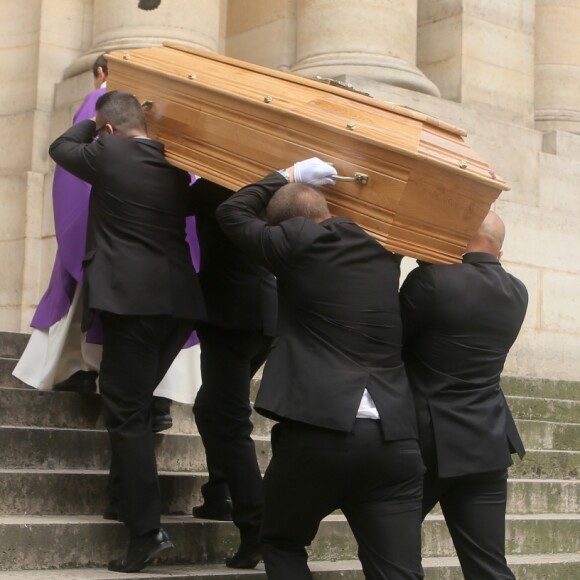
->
xmin=92 ymin=54 xmax=108 ymax=78
xmin=95 ymin=90 xmax=147 ymax=134
xmin=266 ymin=182 xmax=331 ymax=225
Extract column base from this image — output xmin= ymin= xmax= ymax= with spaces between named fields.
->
xmin=536 ymin=110 xmax=580 ymax=135
xmin=292 ymin=52 xmax=440 ymax=97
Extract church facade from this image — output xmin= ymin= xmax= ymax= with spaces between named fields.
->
xmin=1 ymin=0 xmax=579 ymax=380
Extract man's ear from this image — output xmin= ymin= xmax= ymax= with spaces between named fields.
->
xmin=94 ymin=66 xmax=106 ymax=88
xmin=498 ymin=250 xmax=504 ymax=260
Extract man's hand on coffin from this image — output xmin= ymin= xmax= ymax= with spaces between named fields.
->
xmin=292 ymin=158 xmax=337 ymax=186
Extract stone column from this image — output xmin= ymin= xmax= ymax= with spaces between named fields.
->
xmin=291 ymin=0 xmax=439 ymax=96
xmin=65 ymin=0 xmax=223 ymax=78
xmin=535 ymin=0 xmax=580 ymax=134
xmin=226 ymin=0 xmax=297 ymax=71
xmin=417 ymin=0 xmax=535 ymax=126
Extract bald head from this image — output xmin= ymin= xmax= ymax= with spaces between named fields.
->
xmin=465 ymin=210 xmax=506 ymax=258
xmin=266 ymin=182 xmax=331 ymax=225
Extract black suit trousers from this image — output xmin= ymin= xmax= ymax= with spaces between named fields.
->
xmin=192 ymin=326 xmax=272 ymax=540
xmin=260 ymin=420 xmax=425 ymax=580
xmin=99 ymin=312 xmax=194 ymax=537
xmin=421 ymin=426 xmax=515 ymax=579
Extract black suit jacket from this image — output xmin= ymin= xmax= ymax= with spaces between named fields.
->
xmin=49 ymin=120 xmax=205 ymax=328
xmin=400 ymin=253 xmax=528 ymax=478
xmin=217 ymin=172 xmax=418 ymax=440
xmin=187 ymin=179 xmax=277 ymax=335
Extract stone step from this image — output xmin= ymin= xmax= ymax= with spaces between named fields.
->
xmin=0 ymin=469 xmax=207 ymax=517
xmin=423 ymin=553 xmax=580 ymax=580
xmin=0 ymin=514 xmax=578 ymax=571
xmin=516 ymin=419 xmax=580 ymax=451
xmin=3 ymin=424 xmax=579 ymax=479
xmin=502 ymin=376 xmax=580 ymax=401
xmin=0 ymin=387 xmax=276 ymax=437
xmin=2 ymin=388 xmax=578 ymax=450
xmin=0 ymin=425 xmax=272 ymax=473
xmin=1 ymin=424 xmax=578 ymax=479
xmin=506 ymin=395 xmax=580 ymax=424
xmin=3 ymin=377 xmax=577 ymax=430
xmin=1 ymin=468 xmax=577 ymax=517
xmin=510 ymin=449 xmax=580 ymax=480
xmin=426 ymin=513 xmax=580 ymax=558
xmin=0 ymin=389 xmax=105 ymax=430
xmin=0 ymin=388 xmax=201 ymax=434
xmin=0 ymin=331 xmax=29 ymax=359
xmin=0 ymin=357 xmax=29 ymax=389
xmin=437 ymin=478 xmax=579 ymax=515
xmin=2 ymin=554 xmax=580 ymax=580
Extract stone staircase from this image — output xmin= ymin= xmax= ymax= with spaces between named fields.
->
xmin=0 ymin=331 xmax=578 ymax=579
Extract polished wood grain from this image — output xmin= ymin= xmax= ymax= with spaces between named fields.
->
xmin=107 ymin=43 xmax=509 ymax=263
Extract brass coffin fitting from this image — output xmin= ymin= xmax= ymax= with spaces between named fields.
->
xmin=333 ymin=172 xmax=369 ymax=185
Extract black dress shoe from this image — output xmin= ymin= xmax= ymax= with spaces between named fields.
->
xmin=191 ymin=499 xmax=233 ymax=521
xmin=152 ymin=413 xmax=173 ymax=433
xmin=225 ymin=541 xmax=262 ymax=569
xmin=108 ymin=528 xmax=174 ymax=573
xmin=53 ymin=370 xmax=98 ymax=394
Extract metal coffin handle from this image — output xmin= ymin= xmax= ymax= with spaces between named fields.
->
xmin=326 ymin=163 xmax=368 ymax=185
xmin=332 ymin=172 xmax=369 ymax=184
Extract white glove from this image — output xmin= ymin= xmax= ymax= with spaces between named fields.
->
xmin=293 ymin=158 xmax=337 ymax=186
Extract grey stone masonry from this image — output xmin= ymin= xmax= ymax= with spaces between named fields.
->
xmin=0 ymin=332 xmax=578 ymax=578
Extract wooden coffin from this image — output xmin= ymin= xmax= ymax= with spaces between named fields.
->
xmin=107 ymin=43 xmax=509 ymax=263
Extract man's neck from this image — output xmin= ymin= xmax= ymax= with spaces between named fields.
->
xmin=123 ymin=129 xmax=149 ymax=139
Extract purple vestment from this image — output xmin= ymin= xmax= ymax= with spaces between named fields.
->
xmin=31 ymin=88 xmax=200 ymax=347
